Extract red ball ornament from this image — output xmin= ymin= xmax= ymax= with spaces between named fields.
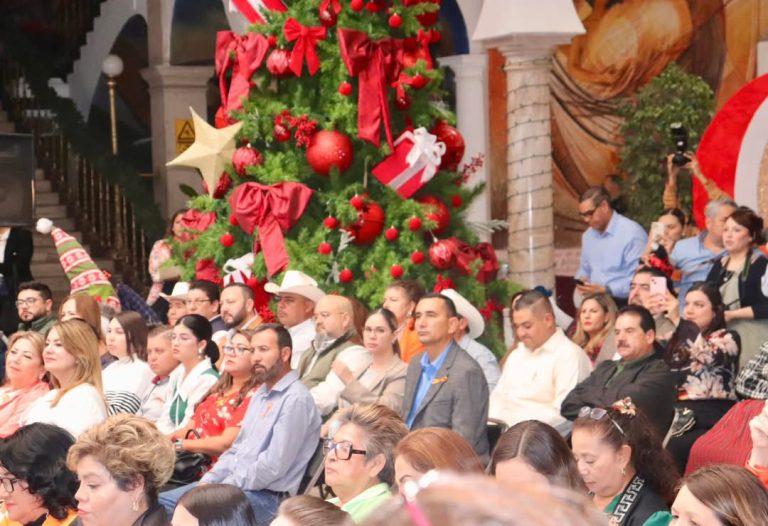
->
xmin=273 ymin=123 xmax=291 ymax=142
xmin=418 ymin=196 xmax=450 ymax=234
xmin=266 ymin=49 xmax=292 ymax=78
xmin=319 ymin=6 xmax=338 ymax=27
xmin=228 ymin=214 xmax=239 ymax=227
xmin=450 ymin=194 xmax=463 ymax=207
xmin=202 ymin=172 xmax=232 ymax=199
xmin=415 ymin=0 xmax=441 ymax=26
xmin=346 ymin=200 xmax=385 ymax=245
xmin=384 ymin=227 xmax=399 ymax=241
xmin=318 ymin=242 xmax=332 ymax=255
xmin=232 ymin=145 xmax=263 ymax=176
xmin=390 ymin=264 xmax=404 ymax=279
xmin=267 ymin=35 xmax=278 ymax=47
xmin=410 ymin=74 xmax=428 ymax=89
xmin=219 ymin=232 xmax=234 ymax=247
xmin=338 ymin=82 xmax=353 ymax=96
xmin=366 ymin=2 xmax=381 ymax=12
xmin=429 ymin=239 xmax=455 ymax=269
xmin=395 ymin=93 xmax=411 ymax=111
xmin=408 ymin=216 xmax=422 ymax=231
xmin=350 ymin=195 xmax=364 ymax=210
xmin=430 ymin=121 xmax=465 ymax=171
xmin=411 ymin=250 xmax=425 ymax=264
xmin=306 ymin=130 xmax=354 ymax=176
xmin=246 ymin=276 xmax=259 ymax=288
xmin=323 ymin=216 xmax=339 ymax=229
xmin=339 ymin=268 xmax=354 ymax=282
xmin=389 ymin=13 xmax=402 ymax=28
xmin=350 ymin=0 xmax=364 ymax=11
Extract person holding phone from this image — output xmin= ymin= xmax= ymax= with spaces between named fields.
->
xmin=641 ymin=208 xmax=687 ymax=282
xmin=627 ymin=267 xmax=679 ymax=344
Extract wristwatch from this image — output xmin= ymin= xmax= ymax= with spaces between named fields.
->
xmin=174 ymin=439 xmax=183 ymax=452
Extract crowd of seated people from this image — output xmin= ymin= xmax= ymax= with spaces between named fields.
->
xmin=0 ymin=188 xmax=767 ymax=525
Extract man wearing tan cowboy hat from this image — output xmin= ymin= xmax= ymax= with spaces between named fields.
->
xmin=158 ymin=281 xmax=190 ymax=326
xmin=265 ymin=270 xmax=326 ymax=368
xmin=440 ymin=289 xmax=501 ymax=391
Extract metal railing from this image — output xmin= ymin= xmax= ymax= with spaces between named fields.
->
xmin=0 ymin=60 xmax=150 ymax=290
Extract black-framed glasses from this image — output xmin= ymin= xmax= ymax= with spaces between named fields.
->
xmin=323 ymin=438 xmax=367 ymax=460
xmin=222 ymin=345 xmax=253 ymax=356
xmin=0 ymin=476 xmax=19 ymax=492
xmin=578 ymin=406 xmax=626 ymax=436
xmin=14 ymin=298 xmax=40 ymax=307
xmin=578 ymin=206 xmax=598 ymax=218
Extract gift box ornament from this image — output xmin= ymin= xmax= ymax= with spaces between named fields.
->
xmin=372 ymin=128 xmax=446 ymax=198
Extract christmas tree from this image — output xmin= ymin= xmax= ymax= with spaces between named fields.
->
xmin=168 ymin=0 xmax=516 ymax=354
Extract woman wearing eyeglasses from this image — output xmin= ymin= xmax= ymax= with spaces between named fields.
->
xmin=0 ymin=332 xmax=49 ymax=438
xmin=168 ymin=330 xmax=260 ymax=465
xmin=571 ymin=399 xmax=679 ymax=525
xmin=0 ymin=423 xmax=79 ymax=526
xmin=324 ymin=404 xmax=408 ymax=522
xmin=155 ymin=315 xmax=219 ymax=434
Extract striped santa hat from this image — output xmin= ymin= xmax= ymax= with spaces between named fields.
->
xmin=36 ymin=218 xmax=121 ymax=311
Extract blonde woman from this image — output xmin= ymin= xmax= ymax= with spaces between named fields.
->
xmin=571 ymin=292 xmax=618 ymax=365
xmin=58 ymin=292 xmax=113 ymax=369
xmin=0 ymin=331 xmax=49 ymax=437
xmin=21 ymin=319 xmax=108 ymax=437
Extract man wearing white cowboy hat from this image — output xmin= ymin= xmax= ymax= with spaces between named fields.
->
xmin=265 ymin=270 xmax=326 ymax=368
xmin=440 ymin=289 xmax=501 ymax=391
xmin=159 ymin=282 xmax=190 ymax=326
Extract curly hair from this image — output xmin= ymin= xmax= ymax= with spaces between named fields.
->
xmin=0 ymin=423 xmax=78 ymax=519
xmin=67 ymin=415 xmax=175 ymax=505
xmin=573 ymin=402 xmax=679 ymax=505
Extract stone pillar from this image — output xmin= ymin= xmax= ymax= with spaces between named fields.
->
xmin=439 ymin=53 xmax=490 ymax=239
xmin=502 ymin=54 xmax=555 ymax=289
xmin=140 ymin=65 xmax=213 ymax=217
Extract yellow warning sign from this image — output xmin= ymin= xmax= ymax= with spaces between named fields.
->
xmin=175 ymin=119 xmax=195 ymax=154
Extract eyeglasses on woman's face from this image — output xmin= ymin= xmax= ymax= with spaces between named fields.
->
xmin=0 ymin=475 xmax=20 ymax=493
xmin=322 ymin=438 xmax=367 ymax=460
xmin=222 ymin=344 xmax=252 ymax=356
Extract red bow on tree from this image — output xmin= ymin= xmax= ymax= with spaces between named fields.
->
xmin=433 ymin=274 xmax=455 ymax=292
xmin=230 ymin=0 xmax=287 ymax=24
xmin=283 ymin=18 xmax=326 ymax=77
xmin=195 ymin=259 xmax=223 ymax=285
xmin=446 ymin=237 xmax=500 ymax=283
xmin=337 ymin=28 xmax=404 ymax=149
xmin=179 ymin=209 xmax=218 ymax=242
xmin=216 ymin=31 xmax=270 ymax=114
xmin=229 ymin=182 xmax=314 ymax=277
xmin=479 ymin=298 xmax=504 ymax=321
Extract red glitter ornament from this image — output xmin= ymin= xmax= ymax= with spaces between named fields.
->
xmin=306 ymin=130 xmax=354 ymax=176
xmin=428 ymin=239 xmax=455 ymax=269
xmin=266 ymin=49 xmax=292 ymax=78
xmin=232 ymin=145 xmax=263 ymax=176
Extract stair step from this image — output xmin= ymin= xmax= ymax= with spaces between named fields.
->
xmin=35 ymin=192 xmax=59 ymax=206
xmin=35 ymin=180 xmax=52 ymax=193
xmin=35 ymin=204 xmax=68 ymax=219
xmin=35 ymin=168 xmax=45 ymax=180
xmin=0 ymin=110 xmax=8 ymax=122
xmin=33 ymin=230 xmax=82 ymax=246
xmin=31 ymin=262 xmax=68 ymax=277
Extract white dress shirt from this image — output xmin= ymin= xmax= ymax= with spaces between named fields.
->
xmin=289 ymin=318 xmax=316 ymax=369
xmin=457 ymin=334 xmax=501 ymax=392
xmin=489 ymin=328 xmax=592 ymax=435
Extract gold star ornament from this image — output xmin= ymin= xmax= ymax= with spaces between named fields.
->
xmin=166 ymin=107 xmax=243 ymax=197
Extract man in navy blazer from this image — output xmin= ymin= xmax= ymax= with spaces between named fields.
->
xmin=401 ymin=293 xmax=490 ymax=458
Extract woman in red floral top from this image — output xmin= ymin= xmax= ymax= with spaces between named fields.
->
xmin=664 ymin=281 xmax=741 ymax=473
xmin=169 ymin=330 xmax=260 ymax=463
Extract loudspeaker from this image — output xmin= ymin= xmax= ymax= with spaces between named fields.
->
xmin=0 ymin=133 xmax=34 ymax=226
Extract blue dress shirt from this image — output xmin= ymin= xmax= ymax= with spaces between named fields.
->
xmin=201 ymin=370 xmax=321 ymax=494
xmin=577 ymin=212 xmax=647 ymax=299
xmin=670 ymin=232 xmax=722 ymax=313
xmin=406 ymin=343 xmax=452 ymax=428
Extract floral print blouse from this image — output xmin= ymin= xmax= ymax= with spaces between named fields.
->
xmin=671 ymin=329 xmax=740 ymax=401
xmin=191 ymin=388 xmax=255 ymax=440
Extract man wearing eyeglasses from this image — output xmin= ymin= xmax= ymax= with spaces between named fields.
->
xmin=561 ymin=305 xmax=676 ymax=436
xmin=212 ymin=283 xmax=263 ymax=366
xmin=575 ymin=186 xmax=648 ymax=307
xmin=186 ymin=280 xmax=226 ymax=333
xmin=159 ymin=323 xmax=321 ymax=524
xmin=15 ymin=281 xmax=56 ymax=335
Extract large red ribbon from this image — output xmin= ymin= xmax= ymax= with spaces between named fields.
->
xmin=229 ymin=182 xmax=313 ymax=277
xmin=179 ymin=209 xmax=218 ymax=242
xmin=216 ymin=31 xmax=270 ymax=113
xmin=337 ymin=28 xmax=404 ymax=149
xmin=283 ymin=18 xmax=326 ymax=77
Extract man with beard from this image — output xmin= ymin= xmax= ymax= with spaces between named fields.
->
xmin=15 ymin=281 xmax=56 ymax=334
xmin=212 ymin=283 xmax=262 ymax=365
xmin=297 ymin=294 xmax=371 ymax=417
xmin=561 ymin=305 xmax=676 ymax=436
xmin=159 ymin=324 xmax=321 ymax=524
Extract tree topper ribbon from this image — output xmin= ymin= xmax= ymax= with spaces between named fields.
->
xmin=229 ymin=182 xmax=313 ymax=277
xmin=284 ymin=18 xmax=326 ymax=76
xmin=387 ymin=127 xmax=445 ymax=191
xmin=222 ymin=253 xmax=255 ymax=285
xmin=337 ymin=28 xmax=404 ymax=149
xmin=216 ymin=31 xmax=270 ymax=113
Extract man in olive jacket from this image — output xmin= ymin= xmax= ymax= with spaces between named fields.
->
xmin=561 ymin=305 xmax=676 ymax=436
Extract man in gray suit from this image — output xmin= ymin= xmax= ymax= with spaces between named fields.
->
xmin=401 ymin=293 xmax=490 ymax=458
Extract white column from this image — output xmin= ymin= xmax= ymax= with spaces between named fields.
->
xmin=439 ymin=53 xmax=490 ymax=239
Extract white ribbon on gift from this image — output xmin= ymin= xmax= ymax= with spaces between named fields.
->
xmin=387 ymin=127 xmax=446 ymax=191
xmin=222 ymin=252 xmax=255 ymax=285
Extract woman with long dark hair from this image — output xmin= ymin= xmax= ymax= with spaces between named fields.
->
xmin=171 ymin=484 xmax=258 ymax=526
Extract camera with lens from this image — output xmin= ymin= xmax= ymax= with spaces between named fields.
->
xmin=670 ymin=123 xmax=690 ymax=166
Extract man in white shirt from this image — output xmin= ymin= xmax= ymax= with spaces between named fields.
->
xmin=265 ymin=270 xmax=325 ymax=368
xmin=297 ymin=295 xmax=371 ymax=417
xmin=139 ymin=326 xmax=179 ymax=422
xmin=440 ymin=288 xmax=501 ymax=391
xmin=490 ymin=289 xmax=592 ymax=435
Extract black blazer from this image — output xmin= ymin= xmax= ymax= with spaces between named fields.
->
xmin=0 ymin=227 xmax=33 ymax=292
xmin=706 ymin=251 xmax=768 ymax=319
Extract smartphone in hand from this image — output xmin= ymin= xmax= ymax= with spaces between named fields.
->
xmin=650 ymin=221 xmax=664 ymax=242
xmin=650 ymin=276 xmax=667 ymax=296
